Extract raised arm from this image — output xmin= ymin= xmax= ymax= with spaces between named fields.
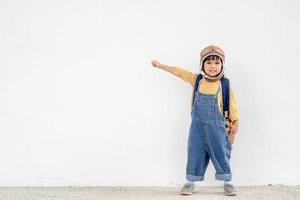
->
xmin=151 ymin=60 xmax=176 ymax=75
xmin=151 ymin=60 xmax=197 ymax=86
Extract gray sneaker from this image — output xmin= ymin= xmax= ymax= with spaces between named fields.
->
xmin=180 ymin=182 xmax=194 ymax=195
xmin=224 ymin=183 xmax=237 ymax=196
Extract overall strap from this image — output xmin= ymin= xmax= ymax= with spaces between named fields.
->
xmin=215 ymin=83 xmax=221 ymax=96
xmin=194 ymin=74 xmax=203 ymax=93
xmin=220 ymin=76 xmax=230 ymax=118
xmin=191 ymin=73 xmax=203 ymax=108
xmin=213 ymin=83 xmax=222 ymax=107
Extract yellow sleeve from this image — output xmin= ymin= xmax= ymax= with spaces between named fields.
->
xmin=172 ymin=66 xmax=197 ymax=87
xmin=229 ymin=85 xmax=240 ymax=121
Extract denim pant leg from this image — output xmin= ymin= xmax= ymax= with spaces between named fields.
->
xmin=186 ymin=120 xmax=210 ymax=181
xmin=206 ymin=123 xmax=232 ymax=181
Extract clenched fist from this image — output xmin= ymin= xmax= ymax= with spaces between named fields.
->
xmin=151 ymin=60 xmax=161 ymax=68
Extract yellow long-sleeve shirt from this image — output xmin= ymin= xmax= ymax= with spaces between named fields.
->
xmin=173 ymin=66 xmax=239 ymax=122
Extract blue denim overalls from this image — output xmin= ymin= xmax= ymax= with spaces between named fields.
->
xmin=186 ymin=79 xmax=232 ymax=182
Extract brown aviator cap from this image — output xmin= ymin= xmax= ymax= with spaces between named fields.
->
xmin=199 ymin=45 xmax=226 ymax=81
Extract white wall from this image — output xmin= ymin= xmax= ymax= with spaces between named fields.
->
xmin=0 ymin=0 xmax=300 ymax=186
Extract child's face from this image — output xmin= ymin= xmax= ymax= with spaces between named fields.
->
xmin=203 ymin=59 xmax=222 ymax=77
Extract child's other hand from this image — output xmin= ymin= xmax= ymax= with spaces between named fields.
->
xmin=229 ymin=120 xmax=239 ymax=144
xmin=151 ymin=60 xmax=161 ymax=68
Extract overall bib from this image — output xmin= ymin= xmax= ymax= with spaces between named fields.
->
xmin=186 ymin=79 xmax=232 ymax=182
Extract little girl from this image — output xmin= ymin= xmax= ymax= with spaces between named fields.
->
xmin=151 ymin=45 xmax=239 ymax=196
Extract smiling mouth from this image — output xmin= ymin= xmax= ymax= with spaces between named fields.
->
xmin=209 ymin=70 xmax=217 ymax=73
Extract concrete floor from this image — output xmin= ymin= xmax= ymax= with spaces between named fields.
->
xmin=0 ymin=185 xmax=299 ymax=200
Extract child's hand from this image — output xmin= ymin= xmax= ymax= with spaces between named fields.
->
xmin=151 ymin=60 xmax=161 ymax=68
xmin=229 ymin=120 xmax=239 ymax=144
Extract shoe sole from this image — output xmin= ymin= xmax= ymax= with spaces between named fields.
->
xmin=224 ymin=191 xmax=237 ymax=196
xmin=180 ymin=193 xmax=193 ymax=196
xmin=180 ymin=192 xmax=193 ymax=195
